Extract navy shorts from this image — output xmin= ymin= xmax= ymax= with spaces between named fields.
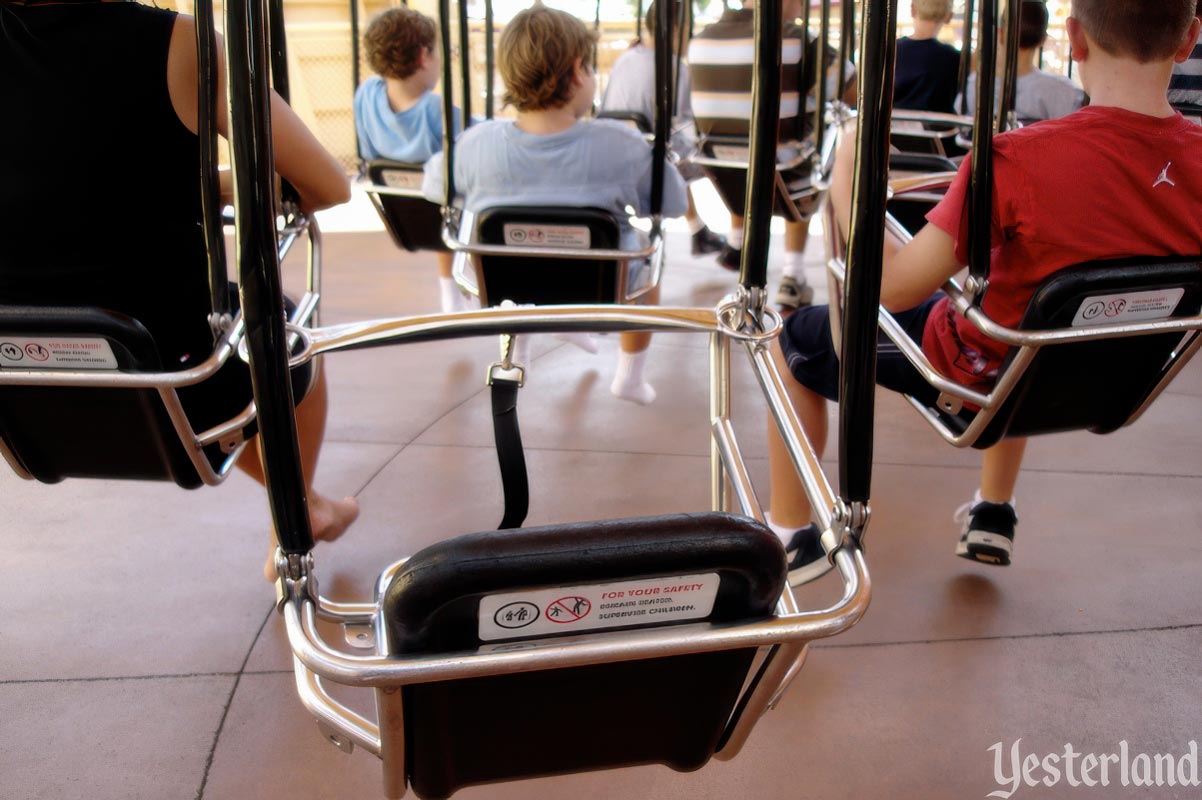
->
xmin=778 ymin=295 xmax=943 ymax=405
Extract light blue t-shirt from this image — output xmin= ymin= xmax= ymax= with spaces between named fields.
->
xmin=422 ymin=118 xmax=689 ymax=249
xmin=354 ymin=77 xmax=461 ymax=163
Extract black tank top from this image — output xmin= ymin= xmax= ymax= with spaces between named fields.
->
xmin=0 ymin=1 xmax=212 ymax=363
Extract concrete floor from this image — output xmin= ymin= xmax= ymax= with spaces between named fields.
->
xmin=2 ymin=220 xmax=1201 ymax=800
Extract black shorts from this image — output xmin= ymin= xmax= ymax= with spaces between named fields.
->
xmin=778 ymin=295 xmax=943 ymax=405
xmin=174 ymin=291 xmax=314 ymax=438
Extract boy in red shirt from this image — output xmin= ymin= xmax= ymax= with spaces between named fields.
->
xmin=769 ymin=0 xmax=1202 ymax=584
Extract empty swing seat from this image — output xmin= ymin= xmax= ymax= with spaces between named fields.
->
xmin=932 ymin=258 xmax=1202 ymax=448
xmin=470 ymin=206 xmax=626 ymax=306
xmin=377 ymin=512 xmax=787 ymax=799
xmin=366 ymin=159 xmax=448 ymax=253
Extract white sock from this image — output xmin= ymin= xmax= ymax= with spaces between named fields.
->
xmin=611 ymin=349 xmax=656 ymax=405
xmin=688 ymin=216 xmax=707 ymax=235
xmin=975 ymin=488 xmax=1016 ymax=508
xmin=764 ymin=512 xmax=805 ymax=548
xmin=553 ymin=331 xmax=599 ymax=354
xmin=781 ymin=251 xmax=807 ymax=282
xmin=728 ymin=227 xmax=744 ymax=250
xmin=438 ymin=276 xmax=462 ymax=313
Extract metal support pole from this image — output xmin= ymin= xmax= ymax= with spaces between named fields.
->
xmin=194 ymin=0 xmax=230 ymax=337
xmin=224 ymin=0 xmax=314 ymax=555
xmin=739 ymin=0 xmax=782 ymax=296
xmin=838 ymin=0 xmax=897 ymax=508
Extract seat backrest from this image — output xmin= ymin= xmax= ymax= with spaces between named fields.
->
xmin=886 ymin=152 xmax=957 ymax=233
xmin=0 ymin=306 xmax=218 ymax=487
xmin=697 ymin=137 xmax=815 ymax=223
xmin=969 ymin=258 xmax=1202 ymax=448
xmin=381 ymin=512 xmax=786 ymax=799
xmin=366 ymin=159 xmax=448 ymax=253
xmin=474 ymin=206 xmax=622 ymax=306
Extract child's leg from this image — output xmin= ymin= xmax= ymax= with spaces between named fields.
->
xmin=436 ymin=251 xmax=463 ymax=313
xmin=237 ymin=363 xmax=360 ymax=578
xmin=979 ymin=437 xmax=1027 ymax=503
xmin=766 ymin=338 xmax=828 ymax=529
xmin=612 ymin=284 xmax=660 ymax=405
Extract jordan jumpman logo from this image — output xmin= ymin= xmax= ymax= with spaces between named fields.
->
xmin=1154 ymin=162 xmax=1176 ymax=188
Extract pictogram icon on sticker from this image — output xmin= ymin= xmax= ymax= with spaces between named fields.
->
xmin=545 ymin=596 xmax=591 ymax=623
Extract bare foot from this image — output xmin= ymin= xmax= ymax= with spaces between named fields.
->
xmin=263 ymin=495 xmax=360 ymax=581
xmin=310 ymin=494 xmax=361 ymax=542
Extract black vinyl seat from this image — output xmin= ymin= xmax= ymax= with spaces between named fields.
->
xmin=471 ymin=206 xmax=624 ymax=306
xmin=886 ymin=151 xmax=958 ymax=234
xmin=696 ymin=136 xmax=818 ymax=223
xmin=380 ymin=512 xmax=786 ymax=799
xmin=933 ymin=258 xmax=1202 ymax=448
xmin=365 ymin=159 xmax=448 ymax=253
xmin=0 ymin=306 xmax=226 ymax=487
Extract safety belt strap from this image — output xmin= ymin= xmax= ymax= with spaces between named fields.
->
xmin=490 ymin=375 xmax=528 ymax=529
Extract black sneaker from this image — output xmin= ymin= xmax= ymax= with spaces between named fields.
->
xmin=691 ymin=226 xmax=727 ymax=256
xmin=717 ymin=244 xmax=741 ymax=271
xmin=785 ymin=523 xmax=833 ymax=586
xmin=954 ymin=500 xmax=1017 ymax=566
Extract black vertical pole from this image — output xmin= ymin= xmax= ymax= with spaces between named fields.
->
xmin=739 ymin=0 xmax=781 ymax=294
xmin=485 ymin=0 xmax=495 ymax=119
xmin=795 ymin=0 xmax=811 ymax=141
xmin=457 ymin=0 xmax=473 ymax=125
xmin=195 ymin=0 xmax=229 ymax=334
xmin=650 ymin=0 xmax=672 ymax=217
xmin=838 ymin=0 xmax=854 ymax=97
xmin=350 ymin=0 xmax=362 ymax=159
xmin=224 ymin=0 xmax=314 ymax=555
xmin=957 ymin=0 xmax=975 ymax=115
xmin=968 ymin=0 xmax=997 ymax=302
xmin=440 ymin=0 xmax=457 ymax=206
xmin=999 ymin=0 xmax=1021 ymax=129
xmin=266 ymin=0 xmax=298 ymax=206
xmin=837 ymin=0 xmax=895 ymax=508
xmin=594 ymin=0 xmax=602 ymax=73
xmin=814 ymin=0 xmax=831 ymax=158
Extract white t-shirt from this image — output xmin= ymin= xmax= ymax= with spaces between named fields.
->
xmin=964 ymin=68 xmax=1085 ymax=123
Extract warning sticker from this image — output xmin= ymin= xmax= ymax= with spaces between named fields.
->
xmin=477 ymin=573 xmax=721 ymax=642
xmin=380 ymin=170 xmax=424 ymax=190
xmin=1071 ymin=288 xmax=1185 ymax=328
xmin=0 ymin=337 xmax=118 ymax=370
xmin=502 ymin=223 xmax=591 ymax=248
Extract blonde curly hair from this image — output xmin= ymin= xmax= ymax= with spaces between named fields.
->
xmin=499 ymin=5 xmax=597 ymax=111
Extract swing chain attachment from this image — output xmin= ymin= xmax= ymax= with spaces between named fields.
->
xmin=963 ymin=275 xmax=990 ymax=306
xmin=208 ymin=311 xmax=234 ymax=340
xmin=274 ymin=549 xmax=318 ymax=611
xmin=830 ymin=498 xmax=871 ymax=548
xmin=732 ymin=284 xmax=769 ymax=333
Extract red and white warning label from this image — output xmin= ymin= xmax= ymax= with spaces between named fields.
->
xmin=1071 ymin=288 xmax=1184 ymax=328
xmin=502 ymin=223 xmax=591 ymax=249
xmin=0 ymin=337 xmax=117 ymax=370
xmin=477 ymin=573 xmax=720 ymax=642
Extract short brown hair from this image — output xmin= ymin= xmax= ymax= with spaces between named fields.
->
xmin=912 ymin=0 xmax=952 ymax=22
xmin=1071 ymin=0 xmax=1197 ymax=62
xmin=499 ymin=5 xmax=597 ymax=111
xmin=364 ymin=8 xmax=436 ymax=80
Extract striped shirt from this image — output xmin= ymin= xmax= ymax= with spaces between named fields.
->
xmin=688 ymin=7 xmax=830 ymax=140
xmin=1169 ymin=43 xmax=1202 ymax=107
